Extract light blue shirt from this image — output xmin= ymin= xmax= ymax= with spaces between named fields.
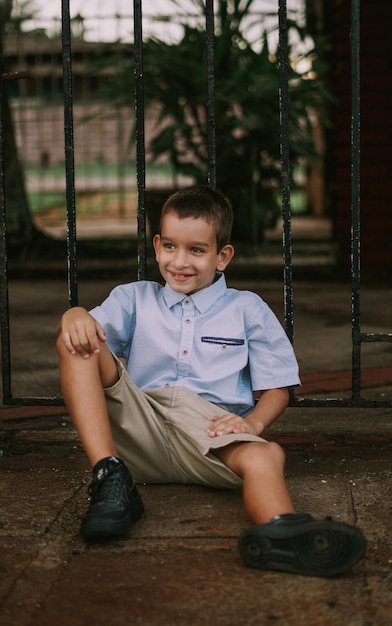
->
xmin=90 ymin=273 xmax=300 ymax=416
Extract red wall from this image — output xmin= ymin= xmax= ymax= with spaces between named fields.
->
xmin=332 ymin=0 xmax=392 ymax=282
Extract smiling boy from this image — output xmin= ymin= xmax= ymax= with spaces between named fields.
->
xmin=56 ymin=185 xmax=365 ymax=577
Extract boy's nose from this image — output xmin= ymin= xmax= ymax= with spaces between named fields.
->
xmin=173 ymin=250 xmax=189 ymax=267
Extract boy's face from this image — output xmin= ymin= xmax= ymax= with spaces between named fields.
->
xmin=153 ymin=212 xmax=234 ymax=295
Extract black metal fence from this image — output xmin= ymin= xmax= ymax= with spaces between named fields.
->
xmin=1 ymin=0 xmax=391 ymax=409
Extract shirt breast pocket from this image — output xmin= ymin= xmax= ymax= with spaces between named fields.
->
xmin=198 ymin=336 xmax=248 ymax=377
xmin=201 ymin=336 xmax=245 ymax=351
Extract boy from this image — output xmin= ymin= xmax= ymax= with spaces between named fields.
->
xmin=56 ymin=186 xmax=366 ymax=577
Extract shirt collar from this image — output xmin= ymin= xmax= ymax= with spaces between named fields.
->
xmin=163 ymin=272 xmax=227 ymax=312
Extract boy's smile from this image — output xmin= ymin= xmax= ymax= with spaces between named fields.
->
xmin=153 ymin=213 xmax=234 ymax=295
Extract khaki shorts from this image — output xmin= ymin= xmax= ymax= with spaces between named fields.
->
xmin=104 ymin=356 xmax=267 ymax=489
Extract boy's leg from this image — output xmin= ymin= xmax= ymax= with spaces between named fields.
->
xmin=57 ymin=337 xmax=144 ymax=541
xmin=57 ymin=335 xmax=119 ymax=465
xmin=214 ymin=441 xmax=366 ymax=577
xmin=213 ymin=440 xmax=294 ymax=523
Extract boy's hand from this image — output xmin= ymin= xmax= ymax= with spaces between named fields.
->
xmin=207 ymin=388 xmax=289 ymax=438
xmin=58 ymin=307 xmax=107 ymax=358
xmin=207 ymin=413 xmax=259 ymax=437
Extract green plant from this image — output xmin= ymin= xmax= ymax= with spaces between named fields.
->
xmin=100 ymin=1 xmax=332 ymax=247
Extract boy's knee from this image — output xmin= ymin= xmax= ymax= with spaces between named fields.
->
xmin=56 ymin=333 xmax=75 ymax=361
xmin=56 ymin=333 xmax=67 ymax=357
xmin=265 ymin=441 xmax=286 ymax=467
xmin=243 ymin=441 xmax=286 ymax=472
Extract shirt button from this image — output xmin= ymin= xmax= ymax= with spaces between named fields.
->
xmin=164 ymin=383 xmax=170 ymax=387
xmin=222 ymin=344 xmax=227 ymax=350
xmin=184 ymin=299 xmax=190 ymax=305
xmin=182 ymin=349 xmax=188 ymax=355
xmin=185 ymin=319 xmax=191 ymax=324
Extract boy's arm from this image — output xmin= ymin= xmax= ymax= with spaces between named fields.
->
xmin=57 ymin=306 xmax=107 ymax=358
xmin=207 ymin=387 xmax=289 ymax=438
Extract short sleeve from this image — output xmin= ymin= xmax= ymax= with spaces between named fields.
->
xmin=245 ymin=296 xmax=300 ymax=390
xmin=90 ymin=284 xmax=136 ymax=360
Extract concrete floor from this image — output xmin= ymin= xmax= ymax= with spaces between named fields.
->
xmin=1 ymin=276 xmax=392 ymax=625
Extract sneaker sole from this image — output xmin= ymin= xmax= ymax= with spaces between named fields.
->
xmin=238 ymin=518 xmax=366 ymax=577
xmin=81 ymin=494 xmax=145 ymax=542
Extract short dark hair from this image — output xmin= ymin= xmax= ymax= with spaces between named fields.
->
xmin=161 ymin=186 xmax=234 ymax=251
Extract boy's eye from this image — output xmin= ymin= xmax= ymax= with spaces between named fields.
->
xmin=191 ymin=247 xmax=204 ymax=254
xmin=163 ymin=243 xmax=175 ymax=250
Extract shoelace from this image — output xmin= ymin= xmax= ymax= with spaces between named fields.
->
xmin=88 ymin=464 xmax=120 ymax=503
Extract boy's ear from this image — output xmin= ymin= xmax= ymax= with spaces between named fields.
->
xmin=153 ymin=234 xmax=161 ymax=259
xmin=216 ymin=244 xmax=235 ymax=271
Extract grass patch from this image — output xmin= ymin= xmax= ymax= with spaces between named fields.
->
xmin=29 ymin=192 xmax=66 ymax=214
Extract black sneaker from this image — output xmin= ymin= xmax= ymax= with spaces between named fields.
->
xmin=80 ymin=458 xmax=144 ymax=542
xmin=238 ymin=513 xmax=366 ymax=577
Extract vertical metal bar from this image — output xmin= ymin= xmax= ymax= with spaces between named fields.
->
xmin=205 ymin=0 xmax=216 ymax=189
xmin=351 ymin=0 xmax=361 ymax=399
xmin=133 ymin=0 xmax=147 ymax=280
xmin=61 ymin=0 xmax=78 ymax=307
xmin=0 ymin=75 xmax=12 ymax=404
xmin=278 ymin=0 xmax=294 ymax=346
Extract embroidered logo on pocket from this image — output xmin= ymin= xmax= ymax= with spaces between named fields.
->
xmin=201 ymin=336 xmax=245 ymax=346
